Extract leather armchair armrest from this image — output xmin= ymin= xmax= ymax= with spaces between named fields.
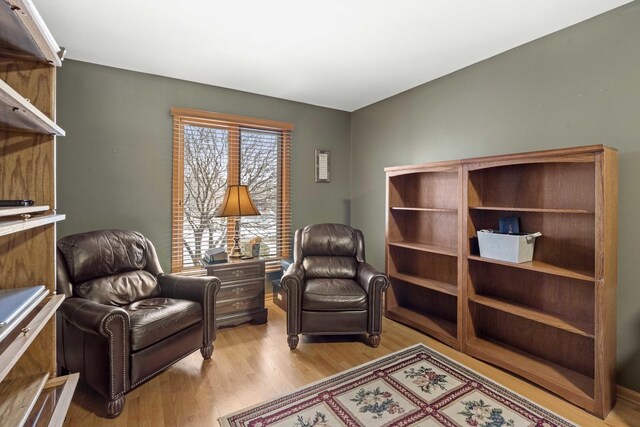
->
xmin=158 ymin=274 xmax=221 ymax=345
xmin=59 ymin=297 xmax=130 ymax=337
xmin=357 ymin=262 xmax=389 ymax=335
xmin=58 ymin=298 xmax=130 ymax=400
xmin=356 ymin=262 xmax=389 ymax=296
xmin=281 ymin=263 xmax=305 ymax=335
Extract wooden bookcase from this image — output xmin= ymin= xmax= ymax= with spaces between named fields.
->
xmin=385 ymin=145 xmax=618 ymax=418
xmin=385 ymin=161 xmax=463 ymax=350
xmin=0 ymin=1 xmax=78 ymax=425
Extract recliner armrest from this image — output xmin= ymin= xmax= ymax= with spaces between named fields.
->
xmin=58 ymin=297 xmax=130 ymax=401
xmin=281 ymin=263 xmax=305 ymax=294
xmin=158 ymin=274 xmax=221 ymax=303
xmin=281 ymin=263 xmax=305 ymax=336
xmin=58 ymin=297 xmax=130 ymax=337
xmin=158 ymin=274 xmax=221 ymax=345
xmin=356 ymin=262 xmax=389 ymax=296
xmin=357 ymin=262 xmax=389 ymax=336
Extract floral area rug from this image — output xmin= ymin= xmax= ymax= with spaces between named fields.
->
xmin=219 ymin=343 xmax=576 ymax=427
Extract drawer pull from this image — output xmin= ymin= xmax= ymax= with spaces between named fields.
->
xmin=232 ymin=301 xmax=248 ymax=310
xmin=21 ymin=327 xmax=30 ymax=336
xmin=232 ymin=288 xmax=244 ymax=295
xmin=232 ymin=270 xmax=244 ymax=278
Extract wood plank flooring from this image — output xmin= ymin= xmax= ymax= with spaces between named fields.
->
xmin=63 ymin=300 xmax=640 ymax=426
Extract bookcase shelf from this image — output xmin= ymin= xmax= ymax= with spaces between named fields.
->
xmin=467 ymin=255 xmax=595 ymax=282
xmin=388 ymin=240 xmax=457 ymax=257
xmin=391 ymin=272 xmax=457 ymax=296
xmin=466 ymin=337 xmax=595 ymax=411
xmin=0 ymin=205 xmax=49 ymax=218
xmin=0 ymin=296 xmax=63 ymax=383
xmin=0 ymin=79 xmax=65 ymax=135
xmin=0 ymin=213 xmax=65 ymax=238
xmin=469 ymin=206 xmax=594 ymax=214
xmin=0 ymin=0 xmax=63 ymax=66
xmin=470 ymin=294 xmax=594 ymax=338
xmin=386 ymin=305 xmax=458 ymax=349
xmin=390 ymin=206 xmax=457 ymax=213
xmin=0 ymin=373 xmax=49 ymax=426
xmin=385 ymin=145 xmax=617 ymax=418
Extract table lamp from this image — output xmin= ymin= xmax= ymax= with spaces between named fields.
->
xmin=215 ymin=185 xmax=261 ymax=259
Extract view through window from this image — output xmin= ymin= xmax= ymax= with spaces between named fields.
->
xmin=171 ymin=108 xmax=292 ymax=273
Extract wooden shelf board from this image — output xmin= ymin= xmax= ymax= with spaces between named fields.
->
xmin=471 ymin=294 xmax=594 ymax=338
xmin=27 ymin=373 xmax=79 ymax=427
xmin=390 ymin=206 xmax=457 ymax=213
xmin=0 ymin=205 xmax=49 ymax=218
xmin=467 ymin=255 xmax=594 ymax=282
xmin=0 ymin=372 xmax=49 ymax=427
xmin=467 ymin=337 xmax=595 ymax=411
xmin=0 ymin=79 xmax=64 ymax=136
xmin=0 ymin=213 xmax=65 ymax=238
xmin=391 ymin=272 xmax=457 ymax=296
xmin=469 ymin=206 xmax=594 ymax=214
xmin=385 ymin=305 xmax=458 ymax=348
xmin=0 ymin=295 xmax=64 ymax=383
xmin=0 ymin=0 xmax=62 ymax=66
xmin=389 ymin=240 xmax=457 ymax=257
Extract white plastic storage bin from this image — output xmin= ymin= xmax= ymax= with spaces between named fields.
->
xmin=477 ymin=230 xmax=542 ymax=263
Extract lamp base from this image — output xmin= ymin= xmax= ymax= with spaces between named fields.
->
xmin=228 ymin=223 xmax=243 ymax=259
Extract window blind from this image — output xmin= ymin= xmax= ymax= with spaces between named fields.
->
xmin=171 ymin=107 xmax=293 ymax=274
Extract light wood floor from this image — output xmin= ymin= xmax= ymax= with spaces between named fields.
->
xmin=64 ymin=300 xmax=640 ymax=426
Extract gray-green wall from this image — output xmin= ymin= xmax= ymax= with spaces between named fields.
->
xmin=56 ymin=61 xmax=351 ymax=271
xmin=351 ymin=2 xmax=640 ymax=390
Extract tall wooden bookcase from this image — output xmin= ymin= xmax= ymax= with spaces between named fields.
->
xmin=0 ymin=1 xmax=78 ymax=425
xmin=385 ymin=160 xmax=463 ymax=350
xmin=385 ymin=145 xmax=618 ymax=418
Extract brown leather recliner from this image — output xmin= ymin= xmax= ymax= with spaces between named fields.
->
xmin=56 ymin=230 xmax=221 ymax=418
xmin=281 ymin=224 xmax=389 ymax=349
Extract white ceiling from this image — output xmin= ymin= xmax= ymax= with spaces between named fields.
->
xmin=34 ymin=0 xmax=632 ymax=112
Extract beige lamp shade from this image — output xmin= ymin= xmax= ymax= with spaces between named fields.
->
xmin=215 ymin=185 xmax=261 ymax=217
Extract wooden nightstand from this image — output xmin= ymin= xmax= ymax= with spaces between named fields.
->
xmin=205 ymin=258 xmax=267 ymax=327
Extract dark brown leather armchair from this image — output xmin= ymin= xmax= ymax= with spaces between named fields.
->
xmin=56 ymin=230 xmax=221 ymax=418
xmin=281 ymin=224 xmax=389 ymax=349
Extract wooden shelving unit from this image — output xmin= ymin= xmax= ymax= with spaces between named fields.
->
xmin=385 ymin=145 xmax=617 ymax=418
xmin=385 ymin=162 xmax=462 ymax=350
xmin=0 ymin=1 xmax=77 ymax=425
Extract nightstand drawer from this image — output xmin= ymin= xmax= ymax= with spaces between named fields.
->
xmin=217 ymin=295 xmax=262 ymax=316
xmin=218 ymin=279 xmax=263 ymax=301
xmin=209 ymin=262 xmax=264 ymax=282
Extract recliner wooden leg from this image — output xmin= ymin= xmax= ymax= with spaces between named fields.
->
xmin=200 ymin=343 xmax=214 ymax=359
xmin=287 ymin=334 xmax=299 ymax=350
xmin=106 ymin=395 xmax=125 ymax=418
xmin=367 ymin=333 xmax=381 ymax=348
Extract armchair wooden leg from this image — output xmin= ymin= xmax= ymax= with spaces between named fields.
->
xmin=287 ymin=334 xmax=299 ymax=350
xmin=367 ymin=333 xmax=381 ymax=348
xmin=200 ymin=343 xmax=214 ymax=359
xmin=106 ymin=395 xmax=125 ymax=418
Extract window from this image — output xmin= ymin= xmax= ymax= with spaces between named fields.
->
xmin=171 ymin=108 xmax=292 ymax=273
